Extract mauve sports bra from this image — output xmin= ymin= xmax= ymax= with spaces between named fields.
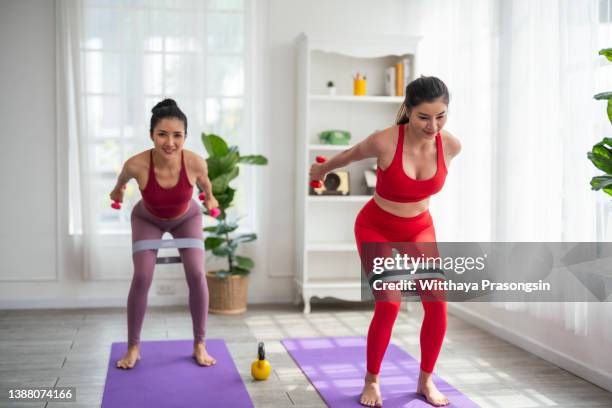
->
xmin=375 ymin=124 xmax=448 ymax=202
xmin=140 ymin=149 xmax=193 ymax=218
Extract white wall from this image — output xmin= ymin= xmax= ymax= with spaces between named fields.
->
xmin=0 ymin=0 xmax=419 ymax=309
xmin=0 ymin=0 xmax=610 ymax=391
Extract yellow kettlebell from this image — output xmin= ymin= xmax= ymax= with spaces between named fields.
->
xmin=251 ymin=342 xmax=271 ymax=381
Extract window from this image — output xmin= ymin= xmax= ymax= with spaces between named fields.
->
xmin=75 ymin=0 xmax=251 ymax=234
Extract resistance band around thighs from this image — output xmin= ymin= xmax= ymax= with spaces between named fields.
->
xmin=132 ymin=238 xmax=204 ymax=264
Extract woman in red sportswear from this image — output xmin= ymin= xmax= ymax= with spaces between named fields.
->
xmin=310 ymin=76 xmax=461 ymax=407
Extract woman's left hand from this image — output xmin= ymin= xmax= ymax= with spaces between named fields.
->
xmin=204 ymin=196 xmax=219 ymax=212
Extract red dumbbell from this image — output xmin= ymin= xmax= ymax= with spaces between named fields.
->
xmin=110 ymin=185 xmax=126 ymax=210
xmin=198 ymin=192 xmax=221 ymax=218
xmin=310 ymin=156 xmax=327 ymax=188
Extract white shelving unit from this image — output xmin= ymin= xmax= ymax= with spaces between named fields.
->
xmin=294 ymin=33 xmax=422 ymax=313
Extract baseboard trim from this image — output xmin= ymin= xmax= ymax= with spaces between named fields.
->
xmin=448 ymin=303 xmax=612 ymax=392
xmin=0 ymin=294 xmax=294 ymax=310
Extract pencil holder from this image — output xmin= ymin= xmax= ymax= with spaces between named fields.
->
xmin=353 ymin=79 xmax=366 ymax=96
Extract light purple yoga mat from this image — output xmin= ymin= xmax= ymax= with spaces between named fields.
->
xmin=102 ymin=339 xmax=253 ymax=408
xmin=282 ymin=336 xmax=479 ymax=408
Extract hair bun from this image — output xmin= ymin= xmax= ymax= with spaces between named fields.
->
xmin=152 ymin=98 xmax=177 ymax=113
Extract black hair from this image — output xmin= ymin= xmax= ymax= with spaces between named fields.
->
xmin=395 ymin=76 xmax=450 ymax=125
xmin=149 ymin=98 xmax=188 ymax=135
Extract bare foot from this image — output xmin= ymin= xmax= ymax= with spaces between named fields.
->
xmin=360 ymin=371 xmax=382 ymax=407
xmin=416 ymin=369 xmax=449 ymax=407
xmin=192 ymin=342 xmax=216 ymax=367
xmin=116 ymin=344 xmax=141 ymax=369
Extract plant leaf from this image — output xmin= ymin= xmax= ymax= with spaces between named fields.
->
xmin=599 ymin=48 xmax=612 ymax=61
xmin=590 ymin=175 xmax=612 ymax=190
xmin=594 ymin=92 xmax=612 ymax=100
xmin=211 ymin=166 xmax=239 ymax=195
xmin=204 ymin=237 xmax=224 ymax=250
xmin=206 ymin=153 xmax=239 ymax=180
xmin=233 ymin=233 xmax=257 ymax=244
xmin=202 ymin=133 xmax=229 ymax=157
xmin=203 ymin=226 xmax=218 ymax=233
xmin=215 ymin=222 xmax=239 ymax=234
xmin=608 ymin=99 xmax=612 ymax=126
xmin=212 ymin=245 xmax=235 ymax=257
xmin=238 ymin=155 xmax=269 ymax=165
xmin=230 ymin=266 xmax=251 ymax=276
xmin=235 ymin=255 xmax=255 ymax=269
xmin=588 ymin=140 xmax=612 ymax=174
xmin=215 ymin=187 xmax=235 ymax=209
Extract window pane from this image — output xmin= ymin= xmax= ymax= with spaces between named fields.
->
xmin=165 ymin=55 xmax=204 ymax=95
xmin=206 ymin=98 xmax=243 ymax=143
xmin=207 ymin=12 xmax=244 ymax=53
xmin=84 ymin=51 xmax=121 ymax=94
xmin=93 ymin=140 xmax=122 ymax=173
xmin=122 ymin=9 xmax=162 ymax=51
xmin=84 ymin=8 xmax=122 ymax=50
xmin=600 ymin=0 xmax=610 ymax=23
xmin=208 ymin=0 xmax=244 ymax=11
xmin=142 ymin=54 xmax=164 ymax=94
xmin=86 ymin=96 xmax=122 ymax=139
xmin=207 ymin=56 xmax=243 ymax=96
xmin=164 ymin=11 xmax=205 ymax=53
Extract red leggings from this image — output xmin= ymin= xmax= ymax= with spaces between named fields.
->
xmin=354 ymin=199 xmax=447 ymax=374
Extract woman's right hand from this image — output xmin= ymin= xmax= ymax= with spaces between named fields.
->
xmin=309 ymin=163 xmax=327 ymax=184
xmin=109 ymin=185 xmax=126 ymax=203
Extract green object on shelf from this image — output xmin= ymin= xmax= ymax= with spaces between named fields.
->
xmin=319 ymin=130 xmax=351 ymax=145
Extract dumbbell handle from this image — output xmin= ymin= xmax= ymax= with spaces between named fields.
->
xmin=198 ymin=192 xmax=220 ymax=218
xmin=110 ymin=185 xmax=126 ymax=210
xmin=310 ymin=156 xmax=327 ymax=188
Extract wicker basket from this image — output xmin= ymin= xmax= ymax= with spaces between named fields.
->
xmin=206 ymin=272 xmax=249 ymax=315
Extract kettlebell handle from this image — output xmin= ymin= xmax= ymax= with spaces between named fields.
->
xmin=258 ymin=342 xmax=265 ymax=360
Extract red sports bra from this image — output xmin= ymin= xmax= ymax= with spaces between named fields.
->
xmin=376 ymin=124 xmax=448 ymax=202
xmin=140 ymin=149 xmax=193 ymax=219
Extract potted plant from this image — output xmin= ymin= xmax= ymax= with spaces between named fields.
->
xmin=588 ymin=48 xmax=612 ymax=197
xmin=201 ymin=133 xmax=268 ymax=314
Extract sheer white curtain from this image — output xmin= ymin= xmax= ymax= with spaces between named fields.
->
xmin=415 ymin=0 xmax=612 ymax=342
xmin=56 ymin=0 xmax=96 ymax=278
xmin=414 ymin=0 xmax=499 ymax=242
xmin=58 ymin=0 xmax=250 ymax=279
xmin=495 ymin=0 xmax=612 ymax=342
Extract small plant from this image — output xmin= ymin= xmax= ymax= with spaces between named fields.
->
xmin=588 ymin=48 xmax=612 ymax=197
xmin=201 ymin=133 xmax=268 ymax=277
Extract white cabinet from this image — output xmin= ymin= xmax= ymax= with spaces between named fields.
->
xmin=294 ymin=33 xmax=421 ymax=313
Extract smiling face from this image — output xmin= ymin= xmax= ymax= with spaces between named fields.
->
xmin=150 ymin=117 xmax=186 ymax=158
xmin=407 ymin=98 xmax=448 ymax=138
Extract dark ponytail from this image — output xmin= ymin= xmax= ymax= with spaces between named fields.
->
xmin=150 ymin=98 xmax=188 ymax=134
xmin=396 ymin=76 xmax=450 ymax=125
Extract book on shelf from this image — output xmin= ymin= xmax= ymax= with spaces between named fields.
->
xmin=385 ymin=57 xmax=412 ymax=97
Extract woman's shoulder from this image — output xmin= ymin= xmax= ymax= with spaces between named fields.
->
xmin=368 ymin=125 xmax=398 ymax=150
xmin=183 ymin=149 xmax=206 ymax=173
xmin=440 ymin=129 xmax=461 ymax=158
xmin=126 ymin=150 xmax=150 ymax=168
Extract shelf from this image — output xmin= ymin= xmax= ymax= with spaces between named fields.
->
xmin=308 ymin=144 xmax=353 ymax=151
xmin=310 ymin=94 xmax=404 ymax=104
xmin=306 ymin=242 xmax=357 ymax=252
xmin=307 ymin=195 xmax=372 ymax=203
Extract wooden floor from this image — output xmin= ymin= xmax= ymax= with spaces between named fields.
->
xmin=0 ymin=303 xmax=610 ymax=408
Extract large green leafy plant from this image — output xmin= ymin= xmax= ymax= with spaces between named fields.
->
xmin=589 ymin=48 xmax=612 ymax=197
xmin=201 ymin=133 xmax=268 ymax=277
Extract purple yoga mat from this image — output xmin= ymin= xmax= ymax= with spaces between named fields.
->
xmin=102 ymin=339 xmax=253 ymax=408
xmin=282 ymin=336 xmax=479 ymax=408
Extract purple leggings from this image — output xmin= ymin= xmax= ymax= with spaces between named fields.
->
xmin=128 ymin=199 xmax=208 ymax=346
